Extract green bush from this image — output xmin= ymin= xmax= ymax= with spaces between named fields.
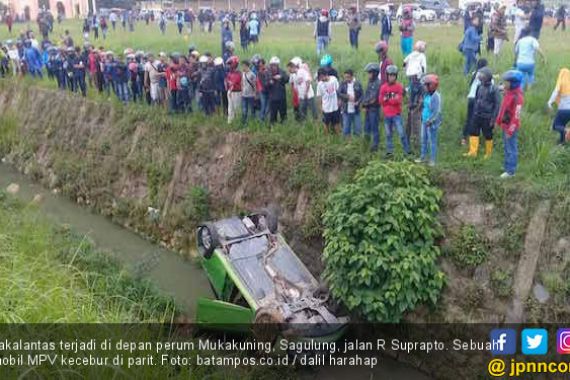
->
xmin=449 ymin=225 xmax=489 ymax=267
xmin=183 ymin=186 xmax=210 ymax=227
xmin=323 ymin=161 xmax=445 ymax=322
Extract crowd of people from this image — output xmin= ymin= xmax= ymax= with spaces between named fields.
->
xmin=0 ymin=2 xmax=569 ymax=180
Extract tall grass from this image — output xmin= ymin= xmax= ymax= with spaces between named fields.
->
xmin=0 ymin=191 xmax=177 ymax=322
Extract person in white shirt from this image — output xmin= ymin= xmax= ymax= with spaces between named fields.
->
xmin=316 ymin=67 xmax=340 ymax=134
xmin=288 ymin=57 xmax=317 ymax=121
xmin=404 ymin=40 xmax=427 ymax=81
xmin=513 ymin=1 xmax=529 ymax=43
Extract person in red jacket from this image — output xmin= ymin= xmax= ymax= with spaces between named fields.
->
xmin=379 ymin=65 xmax=410 ymax=156
xmin=166 ymin=53 xmax=181 ymax=113
xmin=496 ymin=70 xmax=524 ymax=178
xmin=374 ymin=40 xmax=393 ymax=88
xmin=225 ymin=55 xmax=242 ymax=124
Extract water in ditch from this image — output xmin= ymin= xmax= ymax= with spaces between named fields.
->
xmin=0 ymin=163 xmax=430 ymax=379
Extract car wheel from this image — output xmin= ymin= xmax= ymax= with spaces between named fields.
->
xmin=253 ymin=307 xmax=284 ymax=343
xmin=260 ymin=207 xmax=279 ymax=234
xmin=196 ymin=223 xmax=220 ymax=259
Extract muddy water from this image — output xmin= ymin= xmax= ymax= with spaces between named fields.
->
xmin=0 ymin=163 xmax=430 ymax=379
xmin=0 ymin=164 xmax=212 ymax=314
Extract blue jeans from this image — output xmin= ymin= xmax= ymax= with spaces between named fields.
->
xmin=503 ymin=130 xmax=518 ymax=175
xmin=300 ymin=97 xmax=318 ymax=120
xmin=385 ymin=115 xmax=410 ymax=154
xmin=553 ymin=110 xmax=570 ymax=144
xmin=364 ymin=108 xmax=380 ymax=150
xmin=242 ymin=96 xmax=255 ymax=123
xmin=401 ymin=36 xmax=413 ymax=57
xmin=342 ymin=112 xmax=362 ymax=136
xmin=116 ymin=82 xmax=129 ymax=103
xmin=317 ymin=36 xmax=330 ymax=55
xmin=349 ymin=29 xmax=359 ymax=48
xmin=516 ymin=62 xmax=535 ymax=89
xmin=463 ymin=48 xmax=477 ymax=76
xmin=420 ymin=121 xmax=440 ymax=163
xmin=258 ymin=92 xmax=269 ymax=121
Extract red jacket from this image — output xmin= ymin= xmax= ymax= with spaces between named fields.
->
xmin=378 ymin=56 xmax=393 ymax=86
xmin=166 ymin=64 xmax=179 ymax=91
xmin=496 ymin=87 xmax=524 ymax=136
xmin=379 ymin=82 xmax=404 ymax=117
xmin=225 ymin=70 xmax=242 ymax=92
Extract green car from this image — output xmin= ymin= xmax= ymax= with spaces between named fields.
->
xmin=195 ymin=209 xmax=348 ymax=340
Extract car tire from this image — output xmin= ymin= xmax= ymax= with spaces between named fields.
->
xmin=253 ymin=307 xmax=284 ymax=343
xmin=196 ymin=223 xmax=220 ymax=259
xmin=260 ymin=207 xmax=279 ymax=234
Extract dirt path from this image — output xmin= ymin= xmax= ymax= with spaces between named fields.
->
xmin=506 ymin=200 xmax=551 ymax=323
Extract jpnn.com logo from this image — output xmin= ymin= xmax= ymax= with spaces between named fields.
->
xmin=521 ymin=329 xmax=548 ymax=355
xmin=490 ymin=329 xmax=516 ymax=355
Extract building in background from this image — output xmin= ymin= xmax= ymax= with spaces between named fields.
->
xmin=6 ymin=0 xmax=96 ymax=20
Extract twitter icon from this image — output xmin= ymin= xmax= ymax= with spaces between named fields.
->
xmin=522 ymin=329 xmax=548 ymax=355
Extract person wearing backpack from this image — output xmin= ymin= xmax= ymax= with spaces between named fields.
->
xmin=464 ymin=67 xmax=501 ymax=158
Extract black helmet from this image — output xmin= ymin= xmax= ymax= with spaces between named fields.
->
xmin=386 ymin=65 xmax=399 ymax=76
xmin=364 ymin=62 xmax=380 ymax=73
xmin=477 ymin=67 xmax=493 ymax=83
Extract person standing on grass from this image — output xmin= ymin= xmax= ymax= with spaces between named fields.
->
xmin=239 ymin=17 xmax=249 ymax=51
xmin=380 ymin=9 xmax=392 ymax=43
xmin=159 ymin=12 xmax=167 ymax=35
xmin=109 ymin=11 xmax=118 ymax=31
xmin=6 ymin=12 xmax=13 ymax=34
xmin=314 ymin=9 xmax=332 ymax=56
xmin=100 ymin=17 xmax=108 ymax=39
xmin=547 ymin=67 xmax=570 ymax=145
xmin=513 ymin=1 xmax=529 ymax=43
xmin=375 ymin=41 xmax=393 ymax=88
xmin=462 ymin=58 xmax=490 ymax=145
xmin=554 ymin=5 xmax=566 ymax=31
xmin=213 ymin=57 xmax=227 ymax=116
xmin=462 ymin=16 xmax=481 ymax=76
xmin=316 ymin=67 xmax=340 ymax=134
xmin=347 ymin=6 xmax=361 ymax=49
xmin=497 ymin=70 xmax=524 ymax=178
xmin=114 ymin=53 xmax=130 ymax=104
xmin=464 ymin=67 xmax=501 ymax=159
xmin=490 ymin=5 xmax=508 ymax=61
xmin=338 ymin=69 xmax=363 ymax=137
xmin=529 ymin=0 xmax=544 ymax=39
xmin=176 ymin=11 xmax=185 ymax=35
xmin=241 ymin=60 xmax=256 ymax=124
xmin=256 ymin=58 xmax=270 ymax=122
xmin=515 ymin=28 xmax=546 ymax=90
xmin=267 ymin=56 xmax=289 ymax=124
xmin=248 ymin=14 xmax=260 ymax=45
xmin=415 ymin=75 xmax=442 ymax=166
xmin=288 ymin=57 xmax=317 ymax=121
xmin=23 ymin=39 xmax=42 ymax=79
xmin=221 ymin=20 xmax=233 ymax=57
xmin=380 ymin=65 xmax=410 ymax=157
xmin=361 ymin=63 xmax=382 ymax=152
xmin=225 ymin=56 xmax=242 ymax=124
xmin=399 ymin=7 xmax=415 ymax=58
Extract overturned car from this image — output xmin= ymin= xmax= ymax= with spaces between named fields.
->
xmin=195 ymin=209 xmax=348 ymax=340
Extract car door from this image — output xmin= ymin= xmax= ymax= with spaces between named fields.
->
xmin=195 ymin=298 xmax=254 ymax=331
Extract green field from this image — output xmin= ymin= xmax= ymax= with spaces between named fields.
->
xmin=2 ymin=19 xmax=570 ymax=190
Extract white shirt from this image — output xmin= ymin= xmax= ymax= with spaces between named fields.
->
xmin=404 ymin=51 xmax=426 ymax=78
xmin=292 ymin=66 xmax=314 ymax=100
xmin=316 ymin=76 xmax=339 ymax=113
xmin=514 ymin=7 xmax=527 ymax=31
xmin=346 ymin=81 xmax=355 ymax=113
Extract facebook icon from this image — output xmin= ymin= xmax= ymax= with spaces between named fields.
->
xmin=490 ymin=329 xmax=517 ymax=355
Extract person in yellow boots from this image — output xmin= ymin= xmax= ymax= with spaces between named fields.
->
xmin=464 ymin=67 xmax=501 ymax=158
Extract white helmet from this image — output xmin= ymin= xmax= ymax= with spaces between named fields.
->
xmin=289 ymin=56 xmax=302 ymax=67
xmin=213 ymin=57 xmax=224 ymax=66
xmin=225 ymin=41 xmax=235 ymax=49
xmin=199 ymin=55 xmax=208 ymax=63
xmin=415 ymin=40 xmax=426 ymax=52
xmin=269 ymin=56 xmax=280 ymax=65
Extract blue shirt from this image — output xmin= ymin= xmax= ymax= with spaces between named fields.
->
xmin=515 ymin=36 xmax=539 ymax=65
xmin=463 ymin=26 xmax=481 ymax=51
xmin=422 ymin=91 xmax=442 ymax=126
